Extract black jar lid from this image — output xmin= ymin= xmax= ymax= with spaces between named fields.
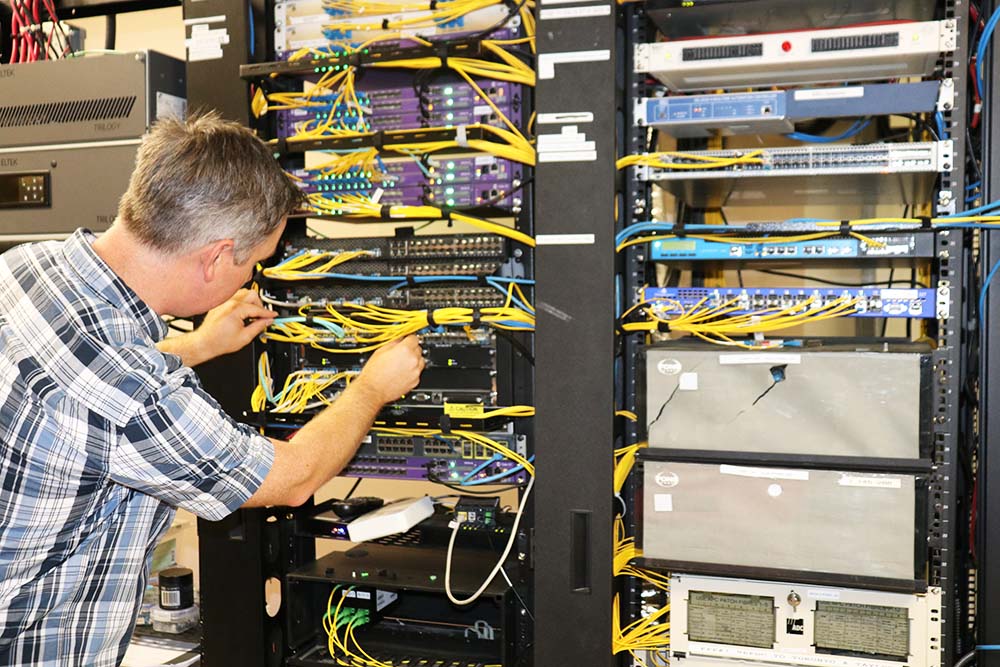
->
xmin=159 ymin=567 xmax=194 ymax=587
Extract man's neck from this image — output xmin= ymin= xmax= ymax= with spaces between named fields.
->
xmin=91 ymin=223 xmax=187 ymax=316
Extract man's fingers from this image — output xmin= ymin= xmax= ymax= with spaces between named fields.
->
xmin=238 ymin=289 xmax=264 ymax=306
xmin=235 ymin=302 xmax=276 ymax=321
xmin=242 ymin=316 xmax=273 ymax=341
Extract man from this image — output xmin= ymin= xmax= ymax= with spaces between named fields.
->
xmin=0 ymin=113 xmax=425 ymax=665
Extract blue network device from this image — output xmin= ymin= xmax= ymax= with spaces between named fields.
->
xmin=648 ymin=233 xmax=936 ymax=262
xmin=635 ymin=81 xmax=943 ymax=137
xmin=642 ymin=286 xmax=937 ymax=318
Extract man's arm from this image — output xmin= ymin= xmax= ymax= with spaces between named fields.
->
xmin=243 ymin=335 xmax=424 ymax=507
xmin=157 ymin=289 xmax=275 ymax=367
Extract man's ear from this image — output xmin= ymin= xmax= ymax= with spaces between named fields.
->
xmin=199 ymin=239 xmax=235 ymax=282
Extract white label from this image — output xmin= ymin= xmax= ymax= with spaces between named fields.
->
xmin=838 ymin=475 xmax=902 ymax=489
xmin=160 ymin=589 xmax=181 ymax=608
xmin=155 ymin=92 xmax=187 ymax=120
xmin=657 ymin=358 xmax=682 ymax=376
xmin=474 ymin=155 xmax=496 ymax=166
xmin=678 ymin=372 xmax=698 ymax=391
xmin=690 ymin=642 xmax=892 ymax=667
xmin=807 ymin=589 xmax=842 ymax=601
xmin=535 ymin=234 xmax=595 ymax=245
xmin=654 ymin=470 xmax=679 ymax=488
xmin=537 ymin=111 xmax=594 ymax=125
xmin=345 ymin=590 xmax=372 ymax=600
xmin=538 ymin=49 xmax=611 ymax=79
xmin=538 ymin=150 xmax=598 ymax=162
xmin=182 ymin=13 xmax=225 ymax=25
xmin=473 ymin=105 xmax=491 ymax=117
xmin=719 ymin=465 xmax=809 ymax=481
xmin=767 ymin=483 xmax=783 ymax=497
xmin=793 ymin=86 xmax=865 ymax=101
xmin=881 ymin=288 xmax=919 ymax=299
xmin=654 ymin=493 xmax=673 ymax=512
xmin=718 ymin=353 xmax=802 ymax=365
xmin=539 ymin=5 xmax=611 ymax=20
xmin=185 ymin=21 xmax=230 ymax=62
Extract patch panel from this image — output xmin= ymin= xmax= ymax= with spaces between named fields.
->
xmin=277 ymin=101 xmax=518 ymax=137
xmin=634 ymin=20 xmax=956 ymax=92
xmin=648 ymin=232 xmax=936 ymax=263
xmin=293 ymin=173 xmax=520 ymax=209
xmin=641 ymin=286 xmax=938 ymax=318
xmin=634 ymin=81 xmax=942 ymax=137
xmin=264 ymin=285 xmax=508 ymax=310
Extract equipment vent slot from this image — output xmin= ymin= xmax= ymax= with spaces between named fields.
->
xmin=0 ymin=96 xmax=137 ymax=128
xmin=682 ymin=43 xmax=763 ymax=62
xmin=811 ymin=32 xmax=900 ymax=52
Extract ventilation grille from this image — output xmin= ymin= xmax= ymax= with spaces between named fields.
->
xmin=682 ymin=43 xmax=763 ymax=62
xmin=812 ymin=32 xmax=900 ymax=53
xmin=0 ymin=96 xmax=137 ymax=129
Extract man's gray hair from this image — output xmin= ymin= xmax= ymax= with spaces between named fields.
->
xmin=117 ymin=111 xmax=304 ymax=263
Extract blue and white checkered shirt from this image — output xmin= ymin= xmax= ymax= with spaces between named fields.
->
xmin=0 ymin=229 xmax=274 ymax=666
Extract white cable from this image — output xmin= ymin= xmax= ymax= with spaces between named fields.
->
xmin=444 ymin=476 xmax=534 ymax=606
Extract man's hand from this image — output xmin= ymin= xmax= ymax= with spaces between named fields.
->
xmin=352 ymin=335 xmax=426 ymax=405
xmin=157 ymin=289 xmax=275 ymax=367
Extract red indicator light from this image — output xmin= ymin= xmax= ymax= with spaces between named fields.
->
xmin=781 ymin=41 xmax=792 ymax=52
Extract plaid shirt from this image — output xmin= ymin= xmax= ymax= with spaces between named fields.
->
xmin=0 ymin=229 xmax=274 ymax=666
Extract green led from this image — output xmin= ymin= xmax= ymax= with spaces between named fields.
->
xmin=446 ymin=187 xmax=454 ymax=195
xmin=314 ymin=67 xmax=320 ymax=73
xmin=444 ymin=86 xmax=453 ymax=94
xmin=446 ymin=161 xmax=455 ymax=169
xmin=446 ymin=112 xmax=454 ymax=121
xmin=446 ymin=173 xmax=454 ymax=182
xmin=446 ymin=99 xmax=454 ymax=107
xmin=446 ymin=198 xmax=455 ymax=207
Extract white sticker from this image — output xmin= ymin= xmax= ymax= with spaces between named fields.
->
xmin=185 ymin=20 xmax=230 ymax=62
xmin=155 ymin=92 xmax=187 ymax=121
xmin=535 ymin=234 xmax=595 ymax=245
xmin=767 ymin=483 xmax=783 ymax=497
xmin=678 ymin=372 xmax=698 ymax=391
xmin=838 ymin=475 xmax=902 ymax=489
xmin=718 ymin=353 xmax=802 ymax=365
xmin=807 ymin=589 xmax=842 ymax=601
xmin=473 ymin=105 xmax=491 ymax=117
xmin=538 ymin=49 xmax=611 ymax=80
xmin=539 ymin=5 xmax=612 ymax=20
xmin=881 ymin=288 xmax=920 ymax=299
xmin=719 ymin=465 xmax=809 ymax=481
xmin=793 ymin=86 xmax=865 ymax=101
xmin=654 ymin=493 xmax=673 ymax=512
xmin=473 ymin=155 xmax=497 ymax=166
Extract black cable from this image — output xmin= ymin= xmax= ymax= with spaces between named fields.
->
xmin=343 ymin=477 xmax=362 ymax=500
xmin=954 ymin=650 xmax=976 ymax=667
xmin=468 ymin=0 xmax=529 ymax=42
xmin=881 ymin=268 xmax=895 ymax=337
xmin=646 ymin=385 xmax=679 ymax=432
xmin=754 ymin=268 xmax=929 ymax=289
xmin=105 ymin=14 xmax=116 ymax=50
xmin=486 ymin=533 xmax=534 ymax=621
xmin=495 ymin=329 xmax=535 ymax=365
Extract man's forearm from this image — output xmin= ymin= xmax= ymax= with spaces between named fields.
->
xmin=289 ymin=378 xmax=386 ymax=496
xmin=156 ymin=332 xmax=211 ymax=368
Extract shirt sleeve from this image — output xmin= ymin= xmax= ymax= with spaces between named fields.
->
xmin=108 ymin=365 xmax=275 ymax=521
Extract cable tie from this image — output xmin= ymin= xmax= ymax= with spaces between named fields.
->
xmin=380 ymin=204 xmax=393 ymax=221
xmin=436 ymin=42 xmax=449 ymax=68
xmin=471 ymin=309 xmax=482 ymax=326
xmin=347 ymin=52 xmax=362 ymax=68
xmin=371 ymin=130 xmax=385 ymax=152
xmin=429 ymin=0 xmax=437 ymax=8
xmin=673 ymin=219 xmax=687 ymax=238
xmin=918 ymin=215 xmax=933 ymax=230
xmin=839 ymin=220 xmax=851 ymax=236
xmin=455 ymin=125 xmax=469 ymax=148
xmin=381 ymin=18 xmax=390 ymax=30
xmin=305 ymin=314 xmax=314 ymax=325
xmin=476 ymin=275 xmax=490 ymax=286
xmin=440 ymin=414 xmax=452 ymax=435
xmin=405 ymin=275 xmax=418 ymax=287
xmin=656 ymin=321 xmax=672 ymax=334
xmin=426 ymin=310 xmax=439 ymax=328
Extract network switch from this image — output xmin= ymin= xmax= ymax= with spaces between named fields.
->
xmin=634 ymin=20 xmax=955 ymax=92
xmin=634 ymin=81 xmax=943 ymax=137
xmin=634 ymin=141 xmax=951 ymax=208
xmin=647 ymin=232 xmax=936 ymax=263
xmin=640 ymin=457 xmax=926 ymax=585
xmin=641 ymin=286 xmax=938 ymax=318
xmin=668 ymin=574 xmax=942 ymax=667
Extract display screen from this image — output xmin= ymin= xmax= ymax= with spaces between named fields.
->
xmin=0 ymin=172 xmax=50 ymax=209
xmin=688 ymin=590 xmax=775 ymax=648
xmin=815 ymin=601 xmax=910 ymax=661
